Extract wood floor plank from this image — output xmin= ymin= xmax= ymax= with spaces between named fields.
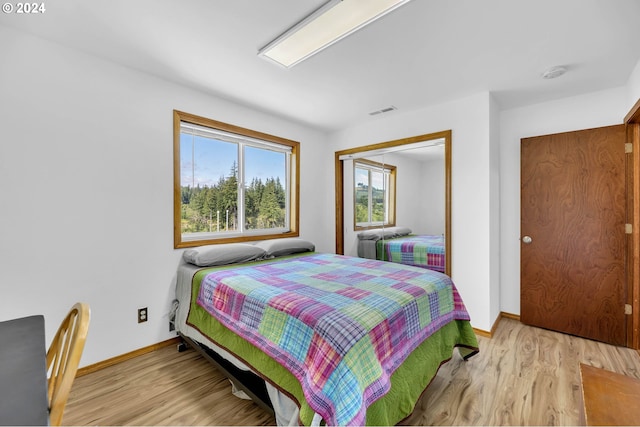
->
xmin=62 ymin=318 xmax=640 ymax=426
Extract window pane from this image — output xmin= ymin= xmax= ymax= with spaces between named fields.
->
xmin=244 ymin=146 xmax=287 ymax=230
xmin=370 ymin=169 xmax=386 ymax=223
xmin=174 ymin=111 xmax=300 ymax=248
xmin=180 ymin=133 xmax=238 ymax=234
xmin=355 ymin=167 xmax=369 ymax=223
xmin=354 ymin=162 xmax=392 ymax=227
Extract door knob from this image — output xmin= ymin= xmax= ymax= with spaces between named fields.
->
xmin=522 ymin=236 xmax=532 ymax=244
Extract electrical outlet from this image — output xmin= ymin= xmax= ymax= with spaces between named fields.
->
xmin=138 ymin=307 xmax=148 ymax=323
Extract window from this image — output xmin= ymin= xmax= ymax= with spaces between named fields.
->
xmin=354 ymin=159 xmax=396 ymax=229
xmin=174 ymin=110 xmax=299 ymax=248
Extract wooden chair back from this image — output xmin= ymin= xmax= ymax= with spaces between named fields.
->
xmin=46 ymin=302 xmax=90 ymax=426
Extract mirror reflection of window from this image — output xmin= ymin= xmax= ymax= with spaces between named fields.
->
xmin=353 ymin=159 xmax=396 ymax=229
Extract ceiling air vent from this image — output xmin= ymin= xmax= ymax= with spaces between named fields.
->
xmin=369 ymin=106 xmax=397 ymax=116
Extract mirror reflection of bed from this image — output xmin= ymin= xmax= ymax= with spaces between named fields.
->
xmin=358 ymin=227 xmax=446 ymax=273
xmin=335 ymin=130 xmax=451 ymax=275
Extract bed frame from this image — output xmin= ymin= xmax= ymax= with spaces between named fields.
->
xmin=177 ymin=333 xmax=275 ymax=417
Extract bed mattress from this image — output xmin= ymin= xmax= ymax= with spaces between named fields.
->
xmin=173 ymin=253 xmax=477 ymax=425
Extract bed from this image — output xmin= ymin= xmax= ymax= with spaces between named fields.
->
xmin=172 ymin=238 xmax=477 ymax=426
xmin=358 ymin=227 xmax=446 ymax=273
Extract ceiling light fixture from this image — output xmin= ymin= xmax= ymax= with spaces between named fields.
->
xmin=258 ymin=0 xmax=413 ymax=68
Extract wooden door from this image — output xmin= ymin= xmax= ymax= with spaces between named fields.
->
xmin=521 ymin=124 xmax=627 ymax=346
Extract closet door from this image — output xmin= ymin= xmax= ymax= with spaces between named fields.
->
xmin=520 ymin=124 xmax=627 ymax=346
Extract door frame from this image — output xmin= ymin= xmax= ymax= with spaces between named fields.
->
xmin=518 ymin=99 xmax=640 ymax=348
xmin=625 ymin=98 xmax=640 ymax=348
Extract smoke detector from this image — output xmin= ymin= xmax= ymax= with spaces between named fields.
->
xmin=541 ymin=66 xmax=567 ymax=79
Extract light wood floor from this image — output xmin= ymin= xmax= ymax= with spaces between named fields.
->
xmin=62 ymin=318 xmax=640 ymax=426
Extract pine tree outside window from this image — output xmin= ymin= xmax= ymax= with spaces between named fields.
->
xmin=174 ymin=111 xmax=299 ymax=248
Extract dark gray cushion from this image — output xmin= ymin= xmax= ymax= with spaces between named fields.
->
xmin=255 ymin=238 xmax=315 ymax=257
xmin=357 ymin=226 xmax=412 ymax=240
xmin=182 ymin=243 xmax=266 ymax=267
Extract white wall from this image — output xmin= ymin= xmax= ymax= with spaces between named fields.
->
xmin=489 ymin=94 xmax=501 ymax=322
xmin=391 ymin=152 xmax=433 ymax=234
xmin=418 ymin=157 xmax=445 ymax=235
xmin=627 ymin=59 xmax=640 ymax=112
xmin=498 ymin=87 xmax=629 ymax=316
xmin=331 ymin=92 xmax=499 ymax=332
xmin=0 ymin=25 xmax=332 ymax=367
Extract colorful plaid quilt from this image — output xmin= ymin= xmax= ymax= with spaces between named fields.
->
xmin=377 ymin=234 xmax=446 ymax=272
xmin=196 ymin=253 xmax=470 ymax=426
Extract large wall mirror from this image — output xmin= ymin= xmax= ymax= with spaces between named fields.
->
xmin=335 ymin=130 xmax=451 ymax=275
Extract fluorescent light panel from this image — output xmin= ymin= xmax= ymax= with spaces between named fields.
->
xmin=259 ymin=0 xmax=412 ymax=68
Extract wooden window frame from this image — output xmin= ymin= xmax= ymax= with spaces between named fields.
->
xmin=173 ymin=110 xmax=300 ymax=248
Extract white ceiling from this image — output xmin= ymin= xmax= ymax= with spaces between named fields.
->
xmin=2 ymin=0 xmax=639 ymax=132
